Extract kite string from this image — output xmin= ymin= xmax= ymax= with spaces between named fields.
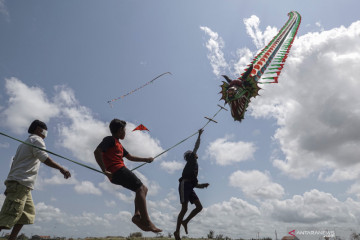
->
xmin=130 ymin=106 xmax=224 ymax=172
xmin=0 ymin=132 xmax=106 ymax=175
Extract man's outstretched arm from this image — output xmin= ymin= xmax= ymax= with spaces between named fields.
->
xmin=192 ymin=129 xmax=204 ymax=154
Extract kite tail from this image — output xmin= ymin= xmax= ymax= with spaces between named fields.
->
xmin=107 ymin=72 xmax=172 ymax=105
xmin=248 ymin=11 xmax=301 ymax=83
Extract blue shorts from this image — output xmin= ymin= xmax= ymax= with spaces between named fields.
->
xmin=178 ymin=179 xmax=198 ymax=204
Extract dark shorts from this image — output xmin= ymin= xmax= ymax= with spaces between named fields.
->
xmin=178 ymin=179 xmax=199 ymax=204
xmin=111 ymin=167 xmax=143 ymax=192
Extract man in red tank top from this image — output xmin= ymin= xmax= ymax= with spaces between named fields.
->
xmin=94 ymin=119 xmax=161 ymax=233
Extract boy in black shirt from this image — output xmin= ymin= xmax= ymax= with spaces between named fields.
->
xmin=174 ymin=129 xmax=209 ymax=240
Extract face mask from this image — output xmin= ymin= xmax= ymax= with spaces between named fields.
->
xmin=41 ymin=129 xmax=48 ymax=138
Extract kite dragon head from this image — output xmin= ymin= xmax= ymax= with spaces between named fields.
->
xmin=220 ymin=65 xmax=261 ymax=121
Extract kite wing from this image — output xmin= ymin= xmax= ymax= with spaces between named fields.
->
xmin=133 ymin=124 xmax=149 ymax=132
xmin=220 ymin=11 xmax=301 ymax=122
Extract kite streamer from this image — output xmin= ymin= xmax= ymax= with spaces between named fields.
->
xmin=220 ymin=11 xmax=301 ymax=121
xmin=107 ymin=72 xmax=171 ymax=106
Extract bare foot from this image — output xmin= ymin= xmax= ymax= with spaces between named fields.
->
xmin=174 ymin=231 xmax=181 ymax=240
xmin=181 ymin=221 xmax=188 ymax=234
xmin=141 ymin=219 xmax=162 ymax=233
xmin=132 ymin=215 xmax=150 ymax=232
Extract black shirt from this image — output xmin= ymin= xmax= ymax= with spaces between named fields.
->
xmin=179 ymin=158 xmax=198 ymax=185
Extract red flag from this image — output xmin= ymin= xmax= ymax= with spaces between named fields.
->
xmin=132 ymin=124 xmax=149 ymax=132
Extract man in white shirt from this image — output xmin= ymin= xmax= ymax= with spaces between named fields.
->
xmin=0 ymin=120 xmax=71 ymax=240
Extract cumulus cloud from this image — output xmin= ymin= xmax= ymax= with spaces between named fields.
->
xmin=33 ymin=202 xmax=137 ymax=237
xmin=123 ymin=124 xmax=164 ymax=159
xmin=55 ymin=86 xmax=108 ymax=165
xmin=202 ymin=14 xmax=360 ymax=181
xmin=0 ymin=78 xmax=164 ymax=168
xmin=249 ymin=21 xmax=360 ymax=179
xmin=1 ymin=78 xmax=60 ymax=134
xmin=189 ymin=197 xmax=262 ymax=238
xmin=41 ymin=169 xmax=78 ymax=186
xmin=205 ymin=135 xmax=256 ymax=166
xmin=74 ymin=181 xmax=102 ymax=195
xmin=98 ymin=177 xmax=134 ymax=203
xmin=135 ymin=170 xmax=160 ymax=196
xmin=0 ymin=0 xmax=9 ymax=22
xmin=105 ymin=200 xmax=116 ymax=208
xmin=200 ymin=26 xmax=229 ymax=76
xmin=264 ymin=189 xmax=357 ymax=224
xmin=243 ymin=15 xmax=278 ymax=50
xmin=229 ymin=170 xmax=285 ymax=200
xmin=15 ymin=189 xmax=360 ymax=239
xmin=0 ymin=142 xmax=9 ymax=148
xmin=160 ymin=160 xmax=184 ymax=174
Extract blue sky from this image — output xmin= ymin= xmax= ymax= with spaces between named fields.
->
xmin=1 ymin=0 xmax=360 ymax=239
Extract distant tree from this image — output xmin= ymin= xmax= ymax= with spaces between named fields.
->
xmin=156 ymin=232 xmax=164 ymax=238
xmin=351 ymin=233 xmax=360 ymax=240
xmin=208 ymin=230 xmax=214 ymax=239
xmin=129 ymin=232 xmax=142 ymax=238
xmin=167 ymin=232 xmax=172 ymax=238
xmin=17 ymin=234 xmax=29 ymax=240
xmin=216 ymin=234 xmax=224 ymax=240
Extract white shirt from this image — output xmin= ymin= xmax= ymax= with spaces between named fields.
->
xmin=6 ymin=134 xmax=49 ymax=189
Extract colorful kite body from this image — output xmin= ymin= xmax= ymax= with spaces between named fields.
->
xmin=220 ymin=11 xmax=301 ymax=121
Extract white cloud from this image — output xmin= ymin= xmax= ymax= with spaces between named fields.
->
xmin=200 ymin=26 xmax=229 ymax=76
xmin=0 ymin=0 xmax=9 ymax=22
xmin=55 ymin=86 xmax=108 ymax=165
xmin=203 ymin=14 xmax=360 ymax=180
xmin=160 ymin=160 xmax=184 ymax=174
xmin=0 ymin=142 xmax=9 ymax=148
xmin=249 ymin=21 xmax=360 ymax=179
xmin=1 ymin=77 xmax=60 ymax=134
xmin=229 ymin=170 xmax=285 ymax=200
xmin=37 ymin=169 xmax=103 ymax=196
xmin=0 ymin=79 xmax=165 ymax=172
xmin=98 ymin=177 xmax=134 ymax=203
xmin=232 ymin=47 xmax=254 ymax=77
xmin=42 ymin=171 xmax=78 ymax=185
xmin=123 ymin=123 xmax=165 ymax=160
xmin=188 ymin=197 xmax=262 ymax=238
xmin=318 ymin=164 xmax=360 ymax=182
xmin=105 ymin=200 xmax=116 ymax=208
xmin=205 ymin=135 xmax=256 ymax=166
xmin=264 ymin=189 xmax=357 ymax=224
xmin=135 ymin=170 xmax=160 ymax=196
xmin=243 ymin=15 xmax=278 ymax=50
xmin=74 ymin=181 xmax=102 ymax=195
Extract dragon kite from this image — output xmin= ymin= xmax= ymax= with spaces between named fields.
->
xmin=220 ymin=11 xmax=301 ymax=121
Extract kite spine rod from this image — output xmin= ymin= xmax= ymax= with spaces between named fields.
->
xmin=0 ymin=132 xmax=106 ymax=175
xmin=130 ymin=106 xmax=225 ymax=172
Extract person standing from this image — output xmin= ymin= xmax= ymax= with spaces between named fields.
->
xmin=0 ymin=120 xmax=71 ymax=240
